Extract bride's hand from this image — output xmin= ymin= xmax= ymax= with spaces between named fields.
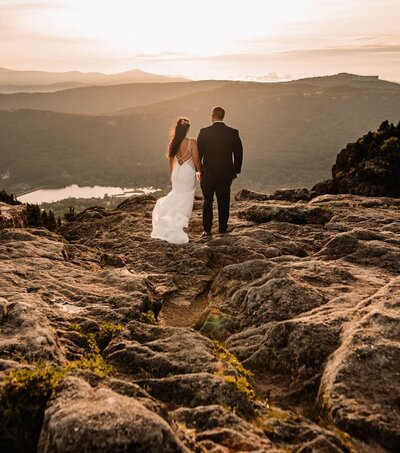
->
xmin=196 ymin=172 xmax=201 ymax=181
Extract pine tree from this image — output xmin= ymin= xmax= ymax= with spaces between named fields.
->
xmin=27 ymin=204 xmax=42 ymax=227
xmin=63 ymin=206 xmax=76 ymax=222
xmin=47 ymin=210 xmax=57 ymax=231
xmin=41 ymin=210 xmax=48 ymax=228
xmin=378 ymin=120 xmax=390 ymax=132
xmin=0 ymin=190 xmax=21 ymax=205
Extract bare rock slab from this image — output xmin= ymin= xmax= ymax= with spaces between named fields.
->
xmin=38 ymin=376 xmax=186 ymax=453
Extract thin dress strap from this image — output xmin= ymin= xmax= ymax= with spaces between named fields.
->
xmin=177 ymin=138 xmax=192 ymax=165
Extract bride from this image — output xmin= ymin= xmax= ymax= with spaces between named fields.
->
xmin=151 ymin=117 xmax=201 ymax=244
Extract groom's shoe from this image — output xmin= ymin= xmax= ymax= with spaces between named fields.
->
xmin=218 ymin=226 xmax=232 ymax=235
xmin=200 ymin=231 xmax=212 ymax=238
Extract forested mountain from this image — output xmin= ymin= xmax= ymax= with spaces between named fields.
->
xmin=1 ymin=73 xmax=398 ymax=115
xmin=0 ymin=74 xmax=399 ymax=194
xmin=0 ymin=81 xmax=227 ymax=114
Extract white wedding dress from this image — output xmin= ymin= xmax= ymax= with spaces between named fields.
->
xmin=151 ymin=139 xmax=196 ymax=244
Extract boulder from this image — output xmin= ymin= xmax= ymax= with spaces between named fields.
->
xmin=236 ymin=188 xmax=315 ymax=202
xmin=0 ymin=202 xmax=27 ymax=229
xmin=239 ymin=204 xmax=333 ymax=225
xmin=318 ymin=276 xmax=400 ymax=450
xmin=312 ymin=121 xmax=400 ymax=198
xmin=172 ymin=405 xmax=275 ymax=452
xmin=38 ymin=376 xmax=186 ymax=453
xmin=137 ymin=372 xmax=254 ymax=418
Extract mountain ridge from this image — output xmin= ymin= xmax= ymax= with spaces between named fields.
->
xmin=0 ymin=67 xmax=188 ymax=93
xmin=1 ymin=73 xmax=399 ymax=116
xmin=0 ymin=80 xmax=229 ymax=114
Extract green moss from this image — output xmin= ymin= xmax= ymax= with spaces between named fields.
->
xmin=0 ymin=322 xmax=122 ymax=452
xmin=138 ymin=310 xmax=158 ymax=325
xmin=379 ymin=203 xmax=399 ymax=210
xmin=98 ymin=322 xmax=123 ymax=336
xmin=212 ymin=341 xmax=255 ymax=400
xmin=66 ymin=323 xmax=81 ymax=332
xmin=212 ymin=341 xmax=253 ymax=379
xmin=1 ymin=363 xmax=69 ymax=452
xmin=4 ymin=364 xmax=67 ymax=398
xmin=216 ymin=372 xmax=256 ymax=400
xmin=83 ymin=322 xmax=123 ymax=353
xmin=67 ymin=354 xmax=113 ymax=377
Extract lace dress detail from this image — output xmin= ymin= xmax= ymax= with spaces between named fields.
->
xmin=151 ymin=139 xmax=196 ymax=244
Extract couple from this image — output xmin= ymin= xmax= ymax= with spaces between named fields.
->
xmin=151 ymin=106 xmax=243 ymax=244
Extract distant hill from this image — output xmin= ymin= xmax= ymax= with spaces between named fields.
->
xmin=0 ymin=82 xmax=90 ymax=94
xmin=1 ymin=73 xmax=399 ymax=115
xmin=0 ymin=74 xmax=399 ymax=194
xmin=295 ymin=72 xmax=399 ymax=89
xmin=0 ymin=81 xmax=227 ymax=114
xmin=0 ymin=67 xmax=188 ymax=93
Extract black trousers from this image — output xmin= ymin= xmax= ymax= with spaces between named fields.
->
xmin=201 ymin=177 xmax=232 ymax=233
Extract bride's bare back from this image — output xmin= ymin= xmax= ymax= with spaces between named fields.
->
xmin=175 ymin=138 xmax=201 ymax=169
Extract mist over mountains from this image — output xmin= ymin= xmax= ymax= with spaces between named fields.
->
xmin=0 ymin=72 xmax=399 ymax=194
xmin=0 ymin=67 xmax=187 ymax=94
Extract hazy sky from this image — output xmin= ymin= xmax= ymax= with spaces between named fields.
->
xmin=1 ymin=0 xmax=400 ymax=81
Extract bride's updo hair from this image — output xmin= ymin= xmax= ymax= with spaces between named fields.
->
xmin=168 ymin=117 xmax=190 ymax=157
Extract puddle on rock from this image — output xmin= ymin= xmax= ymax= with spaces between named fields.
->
xmin=170 ymin=297 xmax=191 ymax=307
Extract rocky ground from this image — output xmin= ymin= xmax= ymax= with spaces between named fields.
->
xmin=0 ymin=190 xmax=399 ymax=452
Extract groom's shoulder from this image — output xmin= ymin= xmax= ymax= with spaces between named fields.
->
xmin=200 ymin=125 xmax=213 ymax=132
xmin=198 ymin=125 xmax=213 ymax=137
xmin=225 ymin=124 xmax=240 ymax=134
xmin=227 ymin=125 xmax=239 ymax=132
xmin=199 ymin=124 xmax=240 ymax=135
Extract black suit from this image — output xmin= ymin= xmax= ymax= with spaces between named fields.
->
xmin=197 ymin=122 xmax=243 ymax=233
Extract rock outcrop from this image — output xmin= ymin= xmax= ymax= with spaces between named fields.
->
xmin=1 ymin=191 xmax=399 ymax=452
xmin=0 ymin=202 xmax=27 ymax=229
xmin=313 ymin=121 xmax=400 ymax=197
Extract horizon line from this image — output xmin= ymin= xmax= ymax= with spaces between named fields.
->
xmin=1 ymin=67 xmax=399 ymax=85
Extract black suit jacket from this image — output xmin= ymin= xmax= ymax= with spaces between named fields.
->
xmin=197 ymin=122 xmax=243 ymax=181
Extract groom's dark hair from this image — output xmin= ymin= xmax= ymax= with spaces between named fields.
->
xmin=212 ymin=106 xmax=225 ymax=120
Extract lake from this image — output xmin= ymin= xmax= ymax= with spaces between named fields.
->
xmin=17 ymin=184 xmax=160 ymax=204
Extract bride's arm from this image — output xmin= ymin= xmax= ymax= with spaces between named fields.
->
xmin=192 ymin=140 xmax=202 ymax=173
xmin=169 ymin=157 xmax=174 ymax=182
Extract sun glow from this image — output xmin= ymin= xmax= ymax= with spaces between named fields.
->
xmin=24 ymin=0 xmax=313 ymax=57
xmin=2 ymin=0 xmax=400 ymax=80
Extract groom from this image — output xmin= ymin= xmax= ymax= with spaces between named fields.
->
xmin=197 ymin=106 xmax=243 ymax=237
